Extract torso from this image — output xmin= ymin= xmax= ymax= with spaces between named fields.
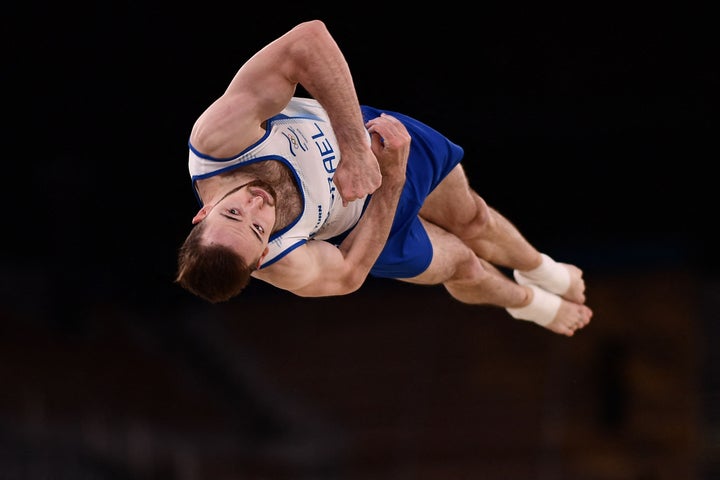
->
xmin=187 ymin=97 xmax=369 ymax=268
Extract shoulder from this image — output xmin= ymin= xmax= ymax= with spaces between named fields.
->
xmin=190 ymin=92 xmax=267 ymax=158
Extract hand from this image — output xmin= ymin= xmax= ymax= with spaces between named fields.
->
xmin=366 ymin=113 xmax=411 ymax=184
xmin=333 ymin=148 xmax=382 ymax=207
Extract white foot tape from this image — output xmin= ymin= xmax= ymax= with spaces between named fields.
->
xmin=506 ymin=285 xmax=561 ymax=326
xmin=513 ymin=253 xmax=570 ymax=296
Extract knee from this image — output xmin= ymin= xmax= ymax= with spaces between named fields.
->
xmin=452 ymin=195 xmax=493 ymax=238
xmin=443 ymin=252 xmax=499 ymax=302
xmin=450 ymin=248 xmax=487 ymax=281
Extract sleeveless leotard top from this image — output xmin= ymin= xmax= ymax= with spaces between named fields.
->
xmin=188 ymin=97 xmax=368 ymax=268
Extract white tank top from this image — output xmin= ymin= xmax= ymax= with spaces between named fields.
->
xmin=188 ymin=97 xmax=368 ymax=268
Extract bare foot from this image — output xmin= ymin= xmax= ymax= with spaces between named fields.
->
xmin=559 ymin=263 xmax=586 ymax=305
xmin=545 ymin=298 xmax=593 ymax=337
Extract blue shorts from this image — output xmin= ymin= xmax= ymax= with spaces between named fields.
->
xmin=360 ymin=106 xmax=465 ymax=279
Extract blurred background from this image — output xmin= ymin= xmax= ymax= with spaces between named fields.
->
xmin=3 ymin=3 xmax=718 ymax=479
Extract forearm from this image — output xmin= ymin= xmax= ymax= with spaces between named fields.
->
xmin=256 ymin=20 xmax=379 ymax=204
xmin=336 ymin=176 xmax=405 ymax=289
xmin=333 ymin=113 xmax=411 ymax=289
xmin=287 ymin=20 xmax=370 ymax=153
xmin=256 ymin=113 xmax=409 ymax=297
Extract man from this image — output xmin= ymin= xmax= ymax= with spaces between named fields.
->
xmin=176 ymin=20 xmax=593 ymax=337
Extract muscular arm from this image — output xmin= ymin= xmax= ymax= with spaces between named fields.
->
xmin=191 ymin=20 xmax=381 ymax=204
xmin=253 ymin=114 xmax=409 ymax=296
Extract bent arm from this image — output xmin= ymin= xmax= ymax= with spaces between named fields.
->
xmin=191 ymin=20 xmax=380 ymax=202
xmin=253 ymin=114 xmax=410 ymax=296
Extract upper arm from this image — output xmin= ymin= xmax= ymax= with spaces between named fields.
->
xmin=224 ymin=21 xmax=330 ymax=115
xmin=252 ymin=239 xmax=365 ymax=297
xmin=190 ymin=21 xmax=331 ymax=156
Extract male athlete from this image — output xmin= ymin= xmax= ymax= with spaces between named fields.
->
xmin=176 ymin=20 xmax=593 ymax=337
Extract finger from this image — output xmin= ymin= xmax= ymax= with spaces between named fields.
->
xmin=369 ymin=131 xmax=384 ymax=152
xmin=368 ymin=125 xmax=398 ymax=149
xmin=366 ymin=113 xmax=400 ymax=132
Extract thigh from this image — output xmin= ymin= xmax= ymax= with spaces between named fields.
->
xmin=419 ymin=164 xmax=484 ymax=230
xmin=399 ymin=218 xmax=479 ymax=286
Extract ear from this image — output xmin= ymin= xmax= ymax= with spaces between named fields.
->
xmin=256 ymin=247 xmax=270 ymax=269
xmin=192 ymin=205 xmax=212 ymax=225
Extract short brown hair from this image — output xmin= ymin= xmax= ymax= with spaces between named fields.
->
xmin=175 ymin=221 xmax=254 ymax=303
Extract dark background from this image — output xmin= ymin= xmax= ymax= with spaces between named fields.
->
xmin=3 ymin=4 xmax=718 ymax=479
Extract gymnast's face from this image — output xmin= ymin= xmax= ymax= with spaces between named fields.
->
xmin=193 ymin=180 xmax=277 ymax=268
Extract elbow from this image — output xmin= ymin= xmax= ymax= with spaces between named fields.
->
xmin=300 ymin=19 xmax=328 ymax=32
xmin=347 ymin=269 xmax=368 ymax=293
xmin=293 ymin=20 xmax=330 ymax=41
xmin=338 ymin=269 xmax=367 ymax=295
xmin=286 ymin=20 xmax=333 ymax=71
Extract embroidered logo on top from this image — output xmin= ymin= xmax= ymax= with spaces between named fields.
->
xmin=283 ymin=126 xmax=308 ymax=156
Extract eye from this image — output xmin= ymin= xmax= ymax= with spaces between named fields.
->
xmin=254 ymin=224 xmax=265 ymax=234
xmin=228 ymin=208 xmax=239 ymax=215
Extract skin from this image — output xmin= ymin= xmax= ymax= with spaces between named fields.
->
xmin=188 ymin=20 xmax=593 ymax=336
xmin=405 ymin=167 xmax=592 ymax=336
xmin=192 ymin=180 xmax=278 ymax=268
xmin=191 ymin=20 xmax=379 ymax=207
xmin=193 ymin=113 xmax=410 ymax=297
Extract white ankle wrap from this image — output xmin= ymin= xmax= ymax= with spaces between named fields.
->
xmin=513 ymin=253 xmax=570 ymax=295
xmin=506 ymin=285 xmax=561 ymax=326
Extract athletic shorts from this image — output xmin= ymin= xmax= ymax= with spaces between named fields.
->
xmin=360 ymin=106 xmax=465 ymax=279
